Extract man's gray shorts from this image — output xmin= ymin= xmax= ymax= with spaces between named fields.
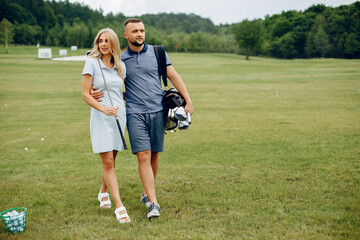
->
xmin=127 ymin=111 xmax=165 ymax=154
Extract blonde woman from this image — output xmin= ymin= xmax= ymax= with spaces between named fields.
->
xmin=81 ymin=28 xmax=130 ymax=223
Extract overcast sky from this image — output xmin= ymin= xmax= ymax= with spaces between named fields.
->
xmin=68 ymin=0 xmax=357 ymax=25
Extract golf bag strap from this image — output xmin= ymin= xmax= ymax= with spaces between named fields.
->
xmin=153 ymin=45 xmax=168 ymax=88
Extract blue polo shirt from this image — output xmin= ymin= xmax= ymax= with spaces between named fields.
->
xmin=121 ymin=43 xmax=171 ymax=114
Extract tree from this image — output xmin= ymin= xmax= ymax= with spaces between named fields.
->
xmin=344 ymin=32 xmax=360 ymax=58
xmin=1 ymin=0 xmax=359 ymax=58
xmin=13 ymin=23 xmax=41 ymax=45
xmin=234 ymin=19 xmax=264 ymax=59
xmin=185 ymin=32 xmax=210 ymax=52
xmin=65 ymin=21 xmax=89 ymax=48
xmin=305 ymin=15 xmax=332 ymax=57
xmin=313 ymin=27 xmax=331 ymax=57
xmin=0 ymin=18 xmax=14 ymax=53
xmin=2 ymin=2 xmax=37 ymax=25
xmin=272 ymin=18 xmax=291 ymax=38
xmin=269 ymin=32 xmax=298 ymax=59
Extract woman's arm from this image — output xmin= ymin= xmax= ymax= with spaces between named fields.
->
xmin=82 ymin=74 xmax=118 ymax=116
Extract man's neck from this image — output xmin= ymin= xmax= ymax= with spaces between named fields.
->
xmin=129 ymin=43 xmax=144 ymax=53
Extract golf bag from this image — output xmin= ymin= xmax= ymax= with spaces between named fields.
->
xmin=153 ymin=45 xmax=191 ymax=131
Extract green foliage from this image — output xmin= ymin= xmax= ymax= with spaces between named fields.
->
xmin=314 ymin=27 xmax=331 ymax=57
xmin=13 ymin=23 xmax=41 ymax=45
xmin=272 ymin=18 xmax=292 ymax=38
xmin=0 ymin=19 xmax=13 ymax=43
xmin=250 ymin=2 xmax=360 ymax=59
xmin=234 ymin=19 xmax=264 ymax=59
xmin=306 ymin=15 xmax=332 ymax=57
xmin=2 ymin=0 xmax=235 ymax=54
xmin=344 ymin=32 xmax=360 ymax=58
xmin=141 ymin=13 xmax=216 ymax=34
xmin=2 ymin=0 xmax=359 ymax=58
xmin=269 ymin=32 xmax=299 ymax=59
xmin=0 ymin=18 xmax=14 ymax=53
xmin=5 ymin=2 xmax=37 ymax=25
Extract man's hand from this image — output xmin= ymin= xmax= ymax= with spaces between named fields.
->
xmin=90 ymin=87 xmax=104 ymax=102
xmin=185 ymin=102 xmax=194 ymax=115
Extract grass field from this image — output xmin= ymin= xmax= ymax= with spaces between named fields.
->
xmin=0 ymin=45 xmax=359 ymax=239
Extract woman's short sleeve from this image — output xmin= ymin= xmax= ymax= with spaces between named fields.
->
xmin=121 ymin=61 xmax=126 ymax=79
xmin=82 ymin=58 xmax=95 ymax=76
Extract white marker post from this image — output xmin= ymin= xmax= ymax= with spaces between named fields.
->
xmin=38 ymin=48 xmax=52 ymax=59
xmin=59 ymin=49 xmax=67 ymax=56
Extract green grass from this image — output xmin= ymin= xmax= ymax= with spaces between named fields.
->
xmin=0 ymin=45 xmax=359 ymax=239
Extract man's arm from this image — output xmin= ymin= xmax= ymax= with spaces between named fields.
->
xmin=167 ymin=65 xmax=194 ymax=115
xmin=90 ymin=86 xmax=104 ymax=102
xmin=90 ymin=87 xmax=125 ymax=101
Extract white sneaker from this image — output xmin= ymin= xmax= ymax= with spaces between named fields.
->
xmin=147 ymin=202 xmax=161 ymax=219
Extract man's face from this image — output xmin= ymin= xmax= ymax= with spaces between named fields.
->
xmin=124 ymin=22 xmax=145 ymax=47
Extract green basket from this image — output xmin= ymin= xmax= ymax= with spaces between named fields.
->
xmin=0 ymin=207 xmax=27 ymax=233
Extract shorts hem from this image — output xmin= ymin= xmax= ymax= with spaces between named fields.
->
xmin=93 ymin=148 xmax=123 ymax=154
xmin=132 ymin=148 xmax=164 ymax=155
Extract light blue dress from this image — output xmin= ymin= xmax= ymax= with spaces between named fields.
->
xmin=82 ymin=57 xmax=126 ymax=153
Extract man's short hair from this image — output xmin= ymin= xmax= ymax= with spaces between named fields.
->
xmin=124 ymin=18 xmax=142 ymax=27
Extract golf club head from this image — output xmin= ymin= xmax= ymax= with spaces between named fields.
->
xmin=174 ymin=106 xmax=187 ymax=121
xmin=178 ymin=119 xmax=189 ymax=130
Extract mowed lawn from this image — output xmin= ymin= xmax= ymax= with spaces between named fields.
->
xmin=0 ymin=46 xmax=359 ymax=239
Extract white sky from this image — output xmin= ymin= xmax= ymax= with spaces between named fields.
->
xmin=68 ymin=0 xmax=357 ymax=25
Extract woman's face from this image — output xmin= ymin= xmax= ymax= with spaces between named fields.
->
xmin=98 ymin=33 xmax=111 ymax=56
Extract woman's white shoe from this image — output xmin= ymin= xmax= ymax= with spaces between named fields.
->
xmin=98 ymin=190 xmax=111 ymax=209
xmin=114 ymin=206 xmax=131 ymax=223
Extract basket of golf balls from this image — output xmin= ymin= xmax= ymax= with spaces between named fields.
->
xmin=0 ymin=207 xmax=27 ymax=233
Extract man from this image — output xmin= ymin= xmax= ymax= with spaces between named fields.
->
xmin=92 ymin=18 xmax=194 ymax=219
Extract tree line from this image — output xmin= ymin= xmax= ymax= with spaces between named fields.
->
xmin=0 ymin=0 xmax=359 ymax=58
xmin=234 ymin=2 xmax=360 ymax=59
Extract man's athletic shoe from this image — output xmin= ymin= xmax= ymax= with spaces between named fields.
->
xmin=147 ymin=202 xmax=161 ymax=219
xmin=140 ymin=193 xmax=150 ymax=208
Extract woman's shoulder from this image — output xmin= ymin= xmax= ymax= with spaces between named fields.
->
xmin=83 ymin=56 xmax=100 ymax=76
xmin=85 ymin=56 xmax=98 ymax=64
xmin=84 ymin=57 xmax=101 ymax=70
xmin=120 ymin=61 xmax=126 ymax=70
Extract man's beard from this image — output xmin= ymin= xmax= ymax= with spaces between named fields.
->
xmin=131 ymin=40 xmax=144 ymax=47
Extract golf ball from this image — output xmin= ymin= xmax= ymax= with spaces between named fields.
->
xmin=24 ymin=148 xmax=28 ymax=150
xmin=41 ymin=138 xmax=44 ymax=141
xmin=4 ymin=104 xmax=7 ymax=107
xmin=28 ymin=128 xmax=31 ymax=131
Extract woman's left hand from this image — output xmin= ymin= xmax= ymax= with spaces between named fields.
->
xmin=102 ymin=106 xmax=119 ymax=116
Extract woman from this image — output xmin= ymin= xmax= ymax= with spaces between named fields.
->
xmin=81 ymin=28 xmax=130 ymax=223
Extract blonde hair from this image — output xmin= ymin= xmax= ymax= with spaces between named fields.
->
xmin=89 ymin=28 xmax=124 ymax=80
